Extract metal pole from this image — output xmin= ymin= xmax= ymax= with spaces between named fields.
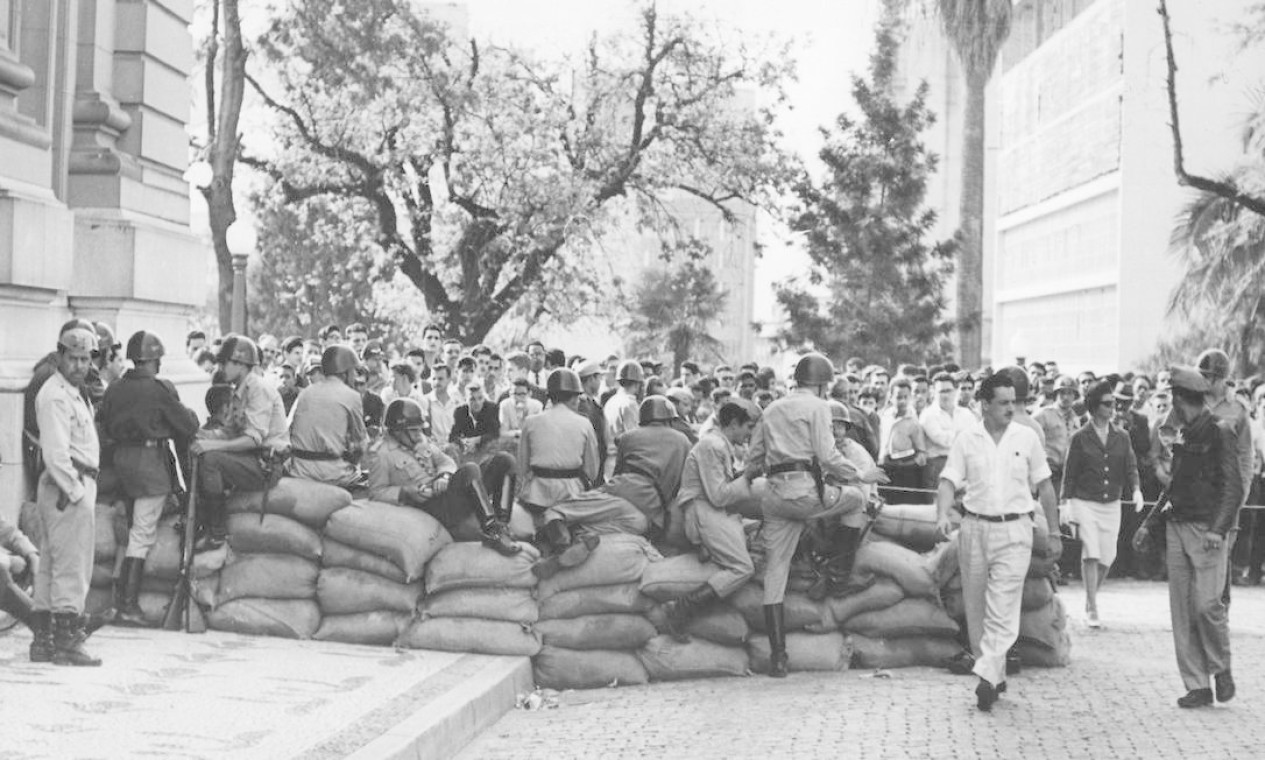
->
xmin=231 ymin=252 xmax=248 ymax=335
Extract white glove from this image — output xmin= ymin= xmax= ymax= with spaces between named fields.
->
xmin=1133 ymin=490 xmax=1146 ymax=513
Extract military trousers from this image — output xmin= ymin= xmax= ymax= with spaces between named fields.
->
xmin=32 ymin=472 xmax=96 ymax=614
xmin=683 ymin=499 xmax=755 ymax=598
xmin=760 ymin=472 xmax=865 ymax=605
xmin=1166 ymin=520 xmax=1231 ymax=691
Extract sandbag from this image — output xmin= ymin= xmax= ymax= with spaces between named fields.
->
xmin=872 ymin=503 xmax=946 ymax=553
xmin=849 ymin=634 xmax=963 ymax=669
xmin=1019 ymin=596 xmax=1069 ymax=651
xmin=539 ymin=582 xmax=656 ymax=620
xmin=325 ymin=500 xmax=454 ymax=582
xmin=227 ymin=513 xmax=323 ymax=561
xmin=845 ymin=598 xmax=959 ymax=639
xmin=730 ymin=584 xmax=831 ymax=633
xmin=317 ymin=567 xmax=423 ymax=615
xmin=399 ymin=617 xmax=542 ymax=657
xmin=314 ymin=611 xmax=411 ymax=646
xmin=421 ymin=587 xmax=539 ymax=624
xmin=84 ymin=586 xmax=114 ymax=616
xmin=1014 ymin=635 xmax=1072 ymax=667
xmin=638 ymin=635 xmax=749 ymax=680
xmin=749 ymin=631 xmax=851 ymax=673
xmin=207 ymin=597 xmax=321 ymax=639
xmin=685 ymin=607 xmax=749 ymax=647
xmin=321 ymin=538 xmax=409 ymax=585
xmin=853 ymin=540 xmax=936 ymax=599
xmin=225 ymin=477 xmax=352 ymax=529
xmin=536 ymin=534 xmax=660 ymax=598
xmin=424 ymin=541 xmax=539 ymax=595
xmin=1022 ymin=576 xmax=1056 ymax=612
xmin=1027 ymin=552 xmax=1058 ymax=579
xmin=923 ymin=535 xmax=960 ymax=590
xmin=94 ymin=501 xmax=120 ymax=562
xmin=218 ymin=554 xmax=318 ymax=605
xmin=532 ymin=646 xmax=649 ymax=690
xmin=535 ymin=614 xmax=658 ymax=651
xmin=823 ymin=579 xmax=906 ymax=629
xmin=638 ymin=553 xmax=722 ymax=602
xmin=138 ymin=591 xmax=174 ymax=626
xmin=943 ymin=588 xmax=965 ymax=621
xmin=141 ymin=516 xmax=229 ymax=581
xmin=139 ymin=573 xmax=219 ymax=609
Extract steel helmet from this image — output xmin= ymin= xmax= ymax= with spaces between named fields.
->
xmin=384 ymin=398 xmax=427 ymax=432
xmin=546 ymin=368 xmax=583 ymax=396
xmin=321 ymin=345 xmax=359 ymax=376
xmin=1054 ymin=374 xmax=1078 ymax=394
xmin=639 ymin=395 xmax=678 ymax=425
xmin=94 ymin=322 xmax=119 ymax=355
xmin=218 ymin=335 xmax=260 ymax=366
xmin=828 ymin=399 xmax=851 ymax=425
xmin=1196 ymin=348 xmax=1231 ymax=380
xmin=996 ymin=366 xmax=1031 ymax=402
xmin=616 ymin=360 xmax=645 ymax=384
xmin=794 ymin=353 xmax=835 ymax=387
xmin=125 ymin=331 xmax=165 ymax=362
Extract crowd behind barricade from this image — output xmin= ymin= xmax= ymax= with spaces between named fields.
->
xmin=2 ymin=318 xmax=1251 ymax=709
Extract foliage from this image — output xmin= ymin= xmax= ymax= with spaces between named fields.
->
xmin=775 ymin=20 xmax=956 ymax=367
xmin=244 ymin=0 xmax=797 ymax=344
xmin=626 ymin=259 xmax=729 ymax=372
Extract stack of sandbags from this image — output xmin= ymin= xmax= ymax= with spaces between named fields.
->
xmin=84 ymin=499 xmax=126 ymax=615
xmin=400 ymin=539 xmax=541 ymax=656
xmin=871 ymin=502 xmax=955 ymax=553
xmin=530 ymin=534 xmax=662 ymax=689
xmin=637 ymin=554 xmax=752 ymax=680
xmin=726 ymin=584 xmax=850 ymax=674
xmin=315 ymin=499 xmax=449 ymax=645
xmin=208 ymin=479 xmax=352 ymax=639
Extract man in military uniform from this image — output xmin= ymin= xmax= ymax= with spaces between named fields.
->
xmin=368 ymin=398 xmax=519 ymax=555
xmin=745 ymin=353 xmax=868 ymax=677
xmin=97 ymin=332 xmax=199 ymax=627
xmin=602 ymin=361 xmax=645 ymax=480
xmin=31 ymin=324 xmax=102 ymax=666
xmin=1134 ymin=366 xmax=1240 ymax=708
xmin=287 ymin=345 xmax=368 ymax=489
xmin=575 ymin=361 xmax=611 ymax=484
xmin=517 ymin=369 xmax=600 ymax=514
xmin=190 ymin=336 xmax=290 ymax=549
xmin=1195 ymin=349 xmax=1253 ymax=602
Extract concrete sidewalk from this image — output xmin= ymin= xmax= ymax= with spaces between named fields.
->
xmin=0 ymin=625 xmax=531 ymax=760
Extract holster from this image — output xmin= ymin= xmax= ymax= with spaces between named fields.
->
xmin=810 ymin=456 xmax=826 ymax=507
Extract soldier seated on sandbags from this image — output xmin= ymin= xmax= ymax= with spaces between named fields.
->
xmin=367 ymin=398 xmax=520 ymax=556
xmin=533 ymin=395 xmax=692 ymax=579
xmin=287 ymin=346 xmax=370 ymax=491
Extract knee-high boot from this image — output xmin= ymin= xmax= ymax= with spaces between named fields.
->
xmin=764 ymin=603 xmax=788 ymax=678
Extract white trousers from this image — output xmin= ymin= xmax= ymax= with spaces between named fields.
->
xmin=958 ymin=514 xmax=1033 ymax=686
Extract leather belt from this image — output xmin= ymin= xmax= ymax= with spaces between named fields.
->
xmin=72 ymin=460 xmax=100 ymax=480
xmin=768 ymin=461 xmax=813 ymax=476
xmin=291 ymin=449 xmax=345 ymax=462
xmin=531 ymin=465 xmax=586 ymax=480
xmin=119 ymin=438 xmax=169 ymax=449
xmin=964 ymin=509 xmax=1032 ymax=523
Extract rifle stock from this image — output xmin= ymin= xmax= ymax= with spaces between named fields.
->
xmin=162 ymin=456 xmax=206 ymax=633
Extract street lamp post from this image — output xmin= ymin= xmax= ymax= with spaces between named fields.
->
xmin=226 ymin=221 xmax=257 ymax=336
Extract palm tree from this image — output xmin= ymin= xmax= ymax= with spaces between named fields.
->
xmin=627 ymin=263 xmax=730 ymax=373
xmin=935 ymin=0 xmax=1012 ymax=368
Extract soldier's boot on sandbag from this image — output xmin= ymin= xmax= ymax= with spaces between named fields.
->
xmin=806 ymin=527 xmax=874 ymax=601
xmin=29 ymin=610 xmax=54 ymax=663
xmin=764 ymin=603 xmax=788 ymax=678
xmin=196 ymin=495 xmax=228 ymax=552
xmin=52 ymin=611 xmax=101 ymax=667
xmin=469 ymin=476 xmax=521 ymax=557
xmin=116 ymin=557 xmax=148 ymax=627
xmin=496 ymin=474 xmax=517 ymax=524
xmin=532 ymin=521 xmax=600 ymax=580
xmin=662 ymin=584 xmax=719 ymax=643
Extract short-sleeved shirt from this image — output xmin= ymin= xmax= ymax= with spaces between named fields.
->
xmin=941 ymin=421 xmax=1051 ymax=517
xmin=208 ymin=370 xmax=289 ymax=450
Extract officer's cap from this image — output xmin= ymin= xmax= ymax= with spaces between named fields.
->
xmin=1168 ymin=365 xmax=1211 ymax=395
xmin=58 ymin=327 xmax=98 ymax=354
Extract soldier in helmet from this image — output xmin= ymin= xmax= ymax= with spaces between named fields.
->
xmin=97 ymin=332 xmax=200 ymax=626
xmin=1034 ymin=374 xmax=1082 ymax=500
xmin=744 ymin=353 xmax=870 ymax=677
xmin=534 ymin=394 xmax=693 ymax=578
xmin=603 ymin=361 xmax=645 ymax=479
xmin=287 ymin=345 xmax=369 ymax=489
xmin=367 ymin=398 xmax=520 ymax=556
xmin=189 ymin=335 xmax=290 ymax=549
xmin=1196 ymin=348 xmax=1254 ymax=597
xmin=518 ymin=368 xmax=600 ymax=515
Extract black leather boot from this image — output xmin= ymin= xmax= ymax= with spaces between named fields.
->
xmin=468 ymin=475 xmax=521 ymax=556
xmin=116 ymin=557 xmax=148 ymax=626
xmin=806 ymin=526 xmax=873 ymax=601
xmin=28 ymin=610 xmax=54 ymax=663
xmin=196 ymin=495 xmax=227 ymax=552
xmin=52 ymin=611 xmax=101 ymax=667
xmin=764 ymin=603 xmax=788 ymax=678
xmin=662 ymin=584 xmax=719 ymax=642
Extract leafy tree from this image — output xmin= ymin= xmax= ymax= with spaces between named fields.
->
xmin=776 ymin=20 xmax=956 ymax=367
xmin=245 ymin=0 xmax=796 ymax=344
xmin=626 ymin=260 xmax=729 ymax=373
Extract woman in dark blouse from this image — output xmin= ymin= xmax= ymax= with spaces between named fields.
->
xmin=1062 ymin=381 xmax=1143 ymax=628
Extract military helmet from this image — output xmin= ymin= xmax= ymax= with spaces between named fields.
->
xmin=1196 ymin=348 xmax=1231 ymax=381
xmin=828 ymin=399 xmax=851 ymax=425
xmin=616 ymin=360 xmax=645 ymax=384
xmin=546 ymin=368 xmax=583 ymax=396
xmin=384 ymin=398 xmax=427 ymax=432
xmin=218 ymin=335 xmax=260 ymax=366
xmin=639 ymin=394 xmax=679 ymax=425
xmin=94 ymin=322 xmax=119 ymax=355
xmin=996 ymin=365 xmax=1031 ymax=402
xmin=793 ymin=353 xmax=835 ymax=387
xmin=321 ymin=345 xmax=359 ymax=376
xmin=125 ymin=331 xmax=165 ymax=362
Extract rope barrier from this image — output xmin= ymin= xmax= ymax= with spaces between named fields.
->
xmin=873 ymin=484 xmax=1265 ymax=511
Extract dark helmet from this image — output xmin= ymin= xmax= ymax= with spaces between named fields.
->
xmin=996 ymin=366 xmax=1031 ymax=402
xmin=125 ymin=331 xmax=165 ymax=362
xmin=321 ymin=345 xmax=359 ymax=376
xmin=384 ymin=398 xmax=427 ymax=432
xmin=794 ymin=353 xmax=835 ymax=387
xmin=639 ymin=395 xmax=678 ymax=425
xmin=218 ymin=335 xmax=260 ymax=366
xmin=546 ymin=368 xmax=583 ymax=396
xmin=827 ymin=399 xmax=851 ymax=425
xmin=1196 ymin=348 xmax=1231 ymax=381
xmin=616 ymin=360 xmax=645 ymax=384
xmin=94 ymin=322 xmax=119 ymax=355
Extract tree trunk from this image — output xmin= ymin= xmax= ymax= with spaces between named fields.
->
xmin=206 ymin=0 xmax=248 ymax=334
xmin=955 ymin=66 xmax=987 ymax=368
xmin=211 ymin=212 xmax=235 ymax=333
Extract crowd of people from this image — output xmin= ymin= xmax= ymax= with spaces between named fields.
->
xmin=2 ymin=317 xmax=1253 ymax=711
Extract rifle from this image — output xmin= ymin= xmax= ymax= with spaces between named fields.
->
xmin=162 ymin=455 xmax=207 ymax=633
xmin=1131 ymin=487 xmax=1171 ymax=556
xmin=856 ymin=492 xmax=887 ymax=544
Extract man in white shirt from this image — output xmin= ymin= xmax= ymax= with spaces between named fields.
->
xmin=499 ymin=379 xmax=543 ymax=440
xmin=935 ymin=371 xmax=1061 ymax=712
xmin=920 ymin=372 xmax=975 ymax=488
xmin=425 ymin=363 xmax=458 ymax=446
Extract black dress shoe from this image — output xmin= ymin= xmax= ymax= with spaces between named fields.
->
xmin=1215 ymin=671 xmax=1236 ymax=703
xmin=946 ymin=651 xmax=975 ymax=676
xmin=1177 ymin=688 xmax=1214 ymax=708
xmin=997 ymin=681 xmax=1007 ymax=696
xmin=976 ymin=679 xmax=999 ymax=712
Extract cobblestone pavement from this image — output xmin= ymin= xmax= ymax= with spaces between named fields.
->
xmin=459 ymin=580 xmax=1265 ymax=760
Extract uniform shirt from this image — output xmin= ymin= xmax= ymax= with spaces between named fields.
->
xmin=676 ymin=429 xmax=751 ymax=510
xmin=1209 ymin=394 xmax=1254 ymax=504
xmin=746 ymin=389 xmax=855 ymax=483
xmin=605 ymin=425 xmax=693 ymax=519
xmin=287 ymin=378 xmax=365 ymax=486
xmin=919 ymin=403 xmax=973 ymax=459
xmin=424 ymin=390 xmax=459 ymax=445
xmin=1160 ymin=409 xmax=1242 ymax=534
xmin=98 ymin=367 xmax=199 ymax=445
xmin=204 ymin=370 xmax=290 ymax=450
xmin=1061 ymin=421 xmax=1140 ymax=503
xmin=500 ymin=396 xmax=543 ymax=436
xmin=36 ymin=369 xmax=100 ymax=505
xmin=577 ymin=393 xmax=612 ymax=481
xmin=366 ymin=434 xmax=457 ymax=504
xmin=940 ymin=421 xmax=1051 ymax=517
xmin=1034 ymin=405 xmax=1079 ymax=469
xmin=518 ymin=404 xmax=599 ymax=507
